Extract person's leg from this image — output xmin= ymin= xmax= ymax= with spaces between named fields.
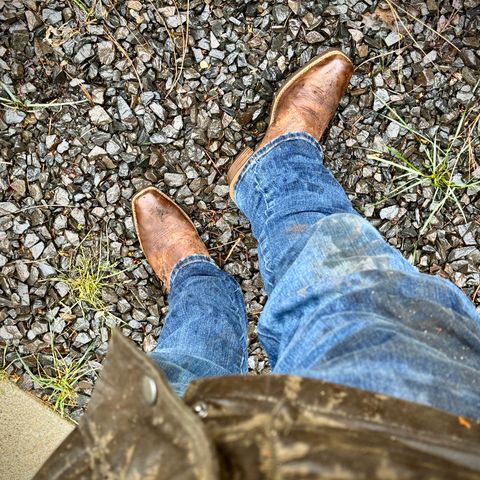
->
xmin=149 ymin=255 xmax=248 ymax=397
xmin=132 ymin=189 xmax=248 ymax=397
xmin=234 ymin=132 xmax=480 ymax=418
xmin=230 ymin=51 xmax=480 ymax=419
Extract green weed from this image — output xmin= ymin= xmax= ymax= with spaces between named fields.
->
xmin=368 ymin=93 xmax=480 ymax=238
xmin=18 ymin=335 xmax=93 ymax=417
xmin=54 ymin=231 xmax=131 ymax=319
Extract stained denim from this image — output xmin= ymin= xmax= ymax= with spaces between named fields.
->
xmin=150 ymin=132 xmax=480 ymax=419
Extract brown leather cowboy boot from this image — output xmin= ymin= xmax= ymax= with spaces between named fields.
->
xmin=227 ymin=49 xmax=353 ymax=199
xmin=132 ymin=187 xmax=209 ymax=290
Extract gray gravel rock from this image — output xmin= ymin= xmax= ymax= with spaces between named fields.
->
xmin=30 ymin=242 xmax=44 ymax=259
xmin=51 ymin=318 xmax=65 ymax=334
xmin=74 ymin=332 xmax=91 ymax=347
xmin=305 ymin=31 xmax=325 ymax=44
xmin=0 ymin=325 xmax=22 ymax=341
xmin=27 ymin=322 xmax=48 ymax=340
xmin=0 ymin=202 xmax=18 ymax=214
xmin=117 ymin=96 xmax=137 ymax=127
xmin=373 ymin=89 xmax=390 ymax=111
xmin=106 ymin=183 xmax=121 ymax=204
xmin=45 ymin=134 xmax=57 ymax=150
xmin=2 ymin=0 xmax=479 ymax=419
xmin=53 ymin=188 xmax=70 ymax=206
xmin=4 ymin=110 xmax=26 ymax=125
xmin=42 ymin=8 xmax=62 ymax=25
xmin=10 ymin=179 xmax=26 ymax=196
xmin=460 ymin=50 xmax=479 ymax=69
xmin=89 ymin=106 xmax=112 ymax=126
xmin=273 ymin=4 xmax=290 ymax=23
xmin=25 ymin=11 xmax=42 ymax=31
xmin=74 ymin=44 xmax=94 ymax=64
xmin=385 ymin=122 xmax=401 ymax=139
xmin=384 ymin=31 xmax=401 ymax=47
xmin=150 ymin=103 xmax=166 ymax=120
xmin=38 ymin=262 xmax=56 ymax=277
xmin=12 ymin=31 xmax=29 ymax=52
xmin=164 ymin=173 xmax=186 ymax=187
xmin=54 ymin=282 xmax=70 ymax=298
xmin=57 ymin=140 xmax=69 ymax=154
xmin=15 ymin=261 xmax=30 ymax=282
xmin=380 ymin=205 xmax=400 ymax=221
xmin=97 ymin=41 xmax=115 ymax=65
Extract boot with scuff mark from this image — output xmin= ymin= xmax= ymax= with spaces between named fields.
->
xmin=227 ymin=49 xmax=354 ymax=199
xmin=132 ymin=187 xmax=209 ymax=290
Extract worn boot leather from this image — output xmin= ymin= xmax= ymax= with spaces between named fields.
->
xmin=228 ymin=49 xmax=354 ymax=198
xmin=132 ymin=187 xmax=209 ymax=290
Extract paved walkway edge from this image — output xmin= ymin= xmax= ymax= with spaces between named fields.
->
xmin=0 ymin=379 xmax=74 ymax=480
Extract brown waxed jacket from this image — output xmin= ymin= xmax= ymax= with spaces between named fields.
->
xmin=34 ymin=330 xmax=480 ymax=479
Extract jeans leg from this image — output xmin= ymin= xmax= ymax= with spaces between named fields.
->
xmin=234 ymin=132 xmax=480 ymax=419
xmin=234 ymin=132 xmax=362 ymax=293
xmin=149 ymin=254 xmax=248 ymax=396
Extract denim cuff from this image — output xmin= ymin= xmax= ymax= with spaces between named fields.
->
xmin=233 ymin=131 xmax=324 ymax=201
xmin=169 ymin=254 xmax=218 ymax=288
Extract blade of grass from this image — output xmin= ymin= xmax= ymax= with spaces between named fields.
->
xmin=367 ymin=154 xmax=426 ymax=177
xmin=386 ymin=146 xmax=422 ymax=172
xmin=447 ymin=188 xmax=467 ymax=223
xmin=419 ymin=191 xmax=449 ymax=236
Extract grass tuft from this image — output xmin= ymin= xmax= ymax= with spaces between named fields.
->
xmin=18 ymin=335 xmax=93 ymax=417
xmin=54 ymin=230 xmax=131 ymax=319
xmin=368 ymin=88 xmax=480 ymax=239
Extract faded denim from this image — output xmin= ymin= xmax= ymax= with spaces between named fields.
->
xmin=150 ymin=132 xmax=480 ymax=419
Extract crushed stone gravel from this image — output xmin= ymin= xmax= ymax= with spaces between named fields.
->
xmin=0 ymin=0 xmax=479 ymax=420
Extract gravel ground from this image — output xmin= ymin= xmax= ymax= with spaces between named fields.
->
xmin=0 ymin=0 xmax=479 ymax=420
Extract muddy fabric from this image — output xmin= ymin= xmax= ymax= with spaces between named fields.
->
xmin=33 ymin=330 xmax=218 ymax=480
xmin=34 ymin=331 xmax=480 ymax=480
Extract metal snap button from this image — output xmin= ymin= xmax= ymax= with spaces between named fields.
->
xmin=192 ymin=401 xmax=209 ymax=418
xmin=142 ymin=375 xmax=158 ymax=405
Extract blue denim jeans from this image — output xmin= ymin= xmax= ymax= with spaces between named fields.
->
xmin=150 ymin=132 xmax=480 ymax=419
